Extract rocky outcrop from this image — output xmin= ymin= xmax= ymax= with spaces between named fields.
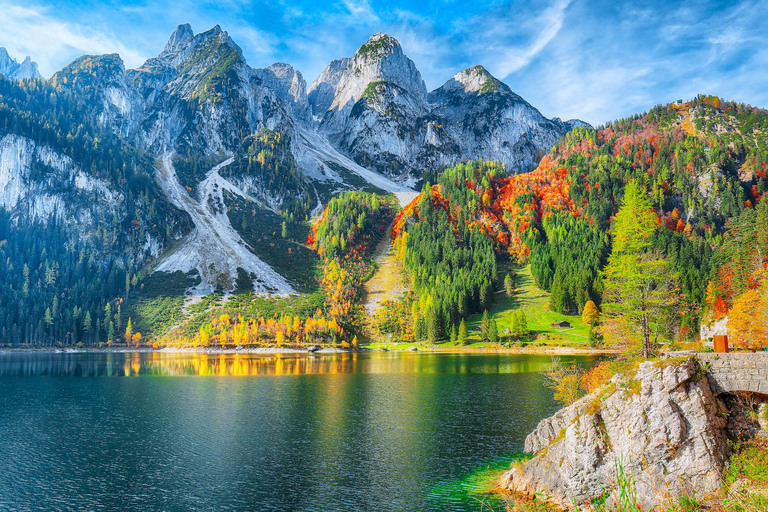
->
xmin=429 ymin=65 xmax=581 ymax=174
xmin=0 ymin=48 xmax=42 ymax=79
xmin=309 ymin=38 xmax=590 ymax=180
xmin=699 ymin=316 xmax=728 ymax=340
xmin=500 ymin=359 xmax=731 ymax=510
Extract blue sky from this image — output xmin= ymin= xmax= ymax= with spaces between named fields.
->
xmin=0 ymin=0 xmax=765 ymax=124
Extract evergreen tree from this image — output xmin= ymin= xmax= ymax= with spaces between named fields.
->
xmin=480 ymin=310 xmax=490 ymax=341
xmin=518 ymin=310 xmax=529 ymax=336
xmin=511 ymin=310 xmax=521 ymax=336
xmin=504 ymin=273 xmax=514 ymax=298
xmin=458 ymin=319 xmax=468 ymax=345
xmin=489 ymin=319 xmax=499 ymax=344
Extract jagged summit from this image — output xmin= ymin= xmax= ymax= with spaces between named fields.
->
xmin=162 ymin=24 xmax=194 ymax=56
xmin=308 ymin=32 xmax=427 ymax=116
xmin=150 ymin=24 xmax=243 ymax=72
xmin=355 ymin=32 xmax=400 ymax=58
xmin=452 ymin=65 xmax=505 ymax=94
xmin=0 ymin=48 xmax=42 ymax=80
xmin=429 ymin=65 xmax=518 ymax=102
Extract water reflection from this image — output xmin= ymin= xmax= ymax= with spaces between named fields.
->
xmin=0 ymin=351 xmax=596 ymax=512
xmin=0 ymin=351 xmax=593 ymax=378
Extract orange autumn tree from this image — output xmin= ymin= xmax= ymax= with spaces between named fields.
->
xmin=727 ymin=271 xmax=768 ymax=349
xmin=581 ymin=300 xmax=600 ymax=325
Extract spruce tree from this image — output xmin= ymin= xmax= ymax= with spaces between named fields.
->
xmin=489 ymin=319 xmax=499 ymax=344
xmin=480 ymin=310 xmax=490 ymax=341
xmin=458 ymin=319 xmax=468 ymax=345
xmin=504 ymin=273 xmax=514 ymax=298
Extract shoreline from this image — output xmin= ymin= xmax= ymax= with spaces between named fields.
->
xmin=0 ymin=345 xmax=620 ymax=356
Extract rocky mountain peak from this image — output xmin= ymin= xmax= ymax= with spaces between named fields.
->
xmin=155 ymin=24 xmax=242 ymax=72
xmin=0 ymin=47 xmax=11 ymax=65
xmin=354 ymin=32 xmax=400 ymax=59
xmin=162 ymin=23 xmax=194 ymax=56
xmin=453 ymin=65 xmax=505 ymax=94
xmin=256 ymin=62 xmax=310 ymax=120
xmin=430 ymin=65 xmax=513 ymax=101
xmin=0 ymin=48 xmax=42 ymax=80
xmin=310 ymin=32 xmax=427 ymax=116
xmin=307 ymin=58 xmax=350 ymax=116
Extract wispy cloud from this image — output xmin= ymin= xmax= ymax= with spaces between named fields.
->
xmin=0 ymin=0 xmax=766 ymax=124
xmin=0 ymin=2 xmax=147 ymax=76
xmin=491 ymin=0 xmax=571 ymax=76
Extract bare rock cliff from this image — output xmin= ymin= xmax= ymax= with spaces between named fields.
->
xmin=500 ymin=359 xmax=731 ymax=510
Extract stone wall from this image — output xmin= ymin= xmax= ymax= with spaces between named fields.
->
xmin=696 ymin=353 xmax=768 ymax=395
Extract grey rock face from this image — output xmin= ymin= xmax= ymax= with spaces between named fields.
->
xmin=500 ymin=359 xmax=730 ymax=510
xmin=254 ymin=63 xmax=311 ymax=122
xmin=0 ymin=48 xmax=42 ymax=79
xmin=429 ymin=65 xmax=565 ymax=173
xmin=307 ymin=58 xmax=349 ymax=118
xmin=309 ymin=33 xmax=427 ymax=116
xmin=309 ymin=39 xmax=589 ymax=179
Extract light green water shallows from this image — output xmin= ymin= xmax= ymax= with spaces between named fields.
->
xmin=0 ymin=351 xmax=596 ymax=511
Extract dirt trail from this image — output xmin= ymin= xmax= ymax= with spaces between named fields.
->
xmin=362 ymin=191 xmax=418 ymax=318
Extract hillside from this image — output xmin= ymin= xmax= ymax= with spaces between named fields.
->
xmin=0 ymin=26 xmax=593 ymax=347
xmin=386 ymin=96 xmax=768 ymax=346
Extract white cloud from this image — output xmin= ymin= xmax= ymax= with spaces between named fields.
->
xmin=340 ymin=0 xmax=380 ymax=24
xmin=0 ymin=2 xmax=147 ymax=77
xmin=229 ymin=26 xmax=277 ymax=60
xmin=491 ymin=0 xmax=571 ymax=76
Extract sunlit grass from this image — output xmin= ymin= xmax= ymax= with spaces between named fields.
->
xmin=465 ymin=265 xmax=591 ymax=346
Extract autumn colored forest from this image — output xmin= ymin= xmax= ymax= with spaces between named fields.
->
xmin=382 ymin=95 xmax=768 ymax=353
xmin=29 ymin=94 xmax=767 ymax=353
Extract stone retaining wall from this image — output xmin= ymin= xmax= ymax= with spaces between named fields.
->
xmin=695 ymin=353 xmax=768 ymax=395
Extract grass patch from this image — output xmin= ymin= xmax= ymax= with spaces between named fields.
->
xmin=465 ymin=265 xmax=591 ymax=346
xmin=725 ymin=441 xmax=768 ymax=488
xmin=125 ymin=271 xmax=200 ymax=338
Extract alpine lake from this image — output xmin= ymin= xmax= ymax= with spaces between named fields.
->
xmin=0 ymin=351 xmax=598 ymax=511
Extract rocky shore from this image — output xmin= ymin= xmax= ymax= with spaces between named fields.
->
xmin=499 ymin=355 xmax=768 ymax=510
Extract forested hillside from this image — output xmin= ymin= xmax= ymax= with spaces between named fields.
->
xmin=127 ymin=191 xmax=396 ymax=348
xmin=0 ymin=76 xmax=190 ymax=346
xmin=391 ymin=96 xmax=768 ymax=343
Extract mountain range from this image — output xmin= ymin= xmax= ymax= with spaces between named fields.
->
xmin=0 ymin=24 xmax=587 ymax=300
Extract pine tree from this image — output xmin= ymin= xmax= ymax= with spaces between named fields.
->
xmin=511 ymin=310 xmax=520 ymax=336
xmin=518 ymin=310 xmax=528 ymax=336
xmin=83 ymin=311 xmax=92 ymax=342
xmin=458 ymin=319 xmax=468 ymax=345
xmin=480 ymin=310 xmax=490 ymax=341
xmin=504 ymin=273 xmax=514 ymax=298
xmin=489 ymin=319 xmax=499 ymax=344
xmin=427 ymin=311 xmax=441 ymax=344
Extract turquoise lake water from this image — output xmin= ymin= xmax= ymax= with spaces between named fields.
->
xmin=0 ymin=351 xmax=596 ymax=511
